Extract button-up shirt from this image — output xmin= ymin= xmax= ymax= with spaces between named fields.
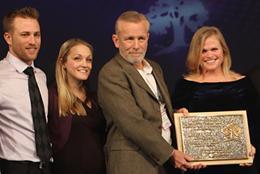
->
xmin=0 ymin=52 xmax=48 ymax=161
xmin=137 ymin=60 xmax=172 ymax=144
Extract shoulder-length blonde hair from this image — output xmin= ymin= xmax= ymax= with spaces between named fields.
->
xmin=55 ymin=38 xmax=93 ymax=116
xmin=186 ymin=26 xmax=232 ymax=76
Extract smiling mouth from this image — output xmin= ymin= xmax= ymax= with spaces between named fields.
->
xmin=26 ymin=48 xmax=38 ymax=54
xmin=204 ymin=58 xmax=218 ymax=64
xmin=78 ymin=69 xmax=90 ymax=73
xmin=26 ymin=48 xmax=38 ymax=51
xmin=26 ymin=47 xmax=37 ymax=49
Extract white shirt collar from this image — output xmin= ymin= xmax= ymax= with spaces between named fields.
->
xmin=140 ymin=59 xmax=153 ymax=74
xmin=6 ymin=52 xmax=35 ymax=73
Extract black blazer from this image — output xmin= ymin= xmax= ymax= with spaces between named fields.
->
xmin=248 ymin=66 xmax=260 ymax=95
xmin=248 ymin=66 xmax=260 ymax=172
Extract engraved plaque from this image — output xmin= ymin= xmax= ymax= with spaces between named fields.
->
xmin=174 ymin=110 xmax=253 ymax=165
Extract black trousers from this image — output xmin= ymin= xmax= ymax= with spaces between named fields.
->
xmin=0 ymin=158 xmax=51 ymax=174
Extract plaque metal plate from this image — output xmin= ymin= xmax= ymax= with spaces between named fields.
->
xmin=174 ymin=110 xmax=253 ymax=165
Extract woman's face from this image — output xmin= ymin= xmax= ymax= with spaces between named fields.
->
xmin=200 ymin=35 xmax=224 ymax=73
xmin=63 ymin=44 xmax=92 ymax=84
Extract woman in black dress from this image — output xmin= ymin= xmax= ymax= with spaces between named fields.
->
xmin=48 ymin=38 xmax=106 ymax=174
xmin=172 ymin=26 xmax=258 ymax=174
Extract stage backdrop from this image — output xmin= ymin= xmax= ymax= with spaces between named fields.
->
xmin=1 ymin=0 xmax=260 ymax=94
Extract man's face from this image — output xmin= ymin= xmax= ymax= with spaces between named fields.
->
xmin=4 ymin=17 xmax=41 ymax=65
xmin=112 ymin=20 xmax=149 ymax=66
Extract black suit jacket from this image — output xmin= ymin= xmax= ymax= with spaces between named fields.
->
xmin=248 ymin=66 xmax=260 ymax=171
xmin=248 ymin=66 xmax=260 ymax=95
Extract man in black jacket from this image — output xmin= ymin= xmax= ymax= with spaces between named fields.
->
xmin=248 ymin=66 xmax=260 ymax=173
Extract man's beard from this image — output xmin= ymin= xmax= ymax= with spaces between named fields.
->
xmin=125 ymin=53 xmax=145 ymax=65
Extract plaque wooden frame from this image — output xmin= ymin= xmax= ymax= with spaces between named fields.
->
xmin=174 ymin=110 xmax=253 ymax=165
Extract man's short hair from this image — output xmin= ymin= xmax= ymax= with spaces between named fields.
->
xmin=115 ymin=11 xmax=150 ymax=34
xmin=3 ymin=6 xmax=39 ymax=33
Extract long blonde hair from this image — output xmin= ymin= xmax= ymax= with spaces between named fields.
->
xmin=186 ymin=26 xmax=232 ymax=76
xmin=55 ymin=38 xmax=93 ymax=116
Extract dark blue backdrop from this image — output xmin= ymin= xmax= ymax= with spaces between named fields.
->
xmin=1 ymin=0 xmax=260 ymax=94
